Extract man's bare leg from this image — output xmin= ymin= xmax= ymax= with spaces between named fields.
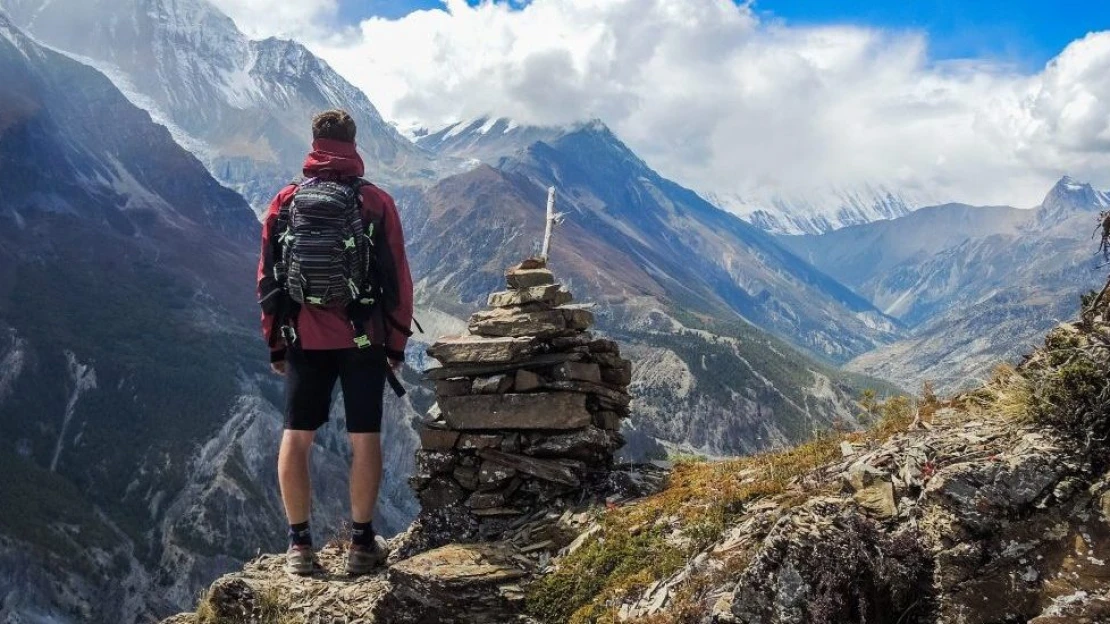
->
xmin=278 ymin=430 xmax=316 ymax=525
xmin=349 ymin=432 xmax=383 ymax=523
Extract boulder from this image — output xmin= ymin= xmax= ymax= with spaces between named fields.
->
xmin=588 ymin=338 xmax=619 ymax=354
xmin=438 ymin=393 xmax=593 ymax=430
xmin=201 ymin=578 xmax=263 ymax=622
xmin=479 ymin=449 xmax=582 ymax=487
xmin=542 ymin=380 xmax=632 ymax=407
xmin=524 ymin=427 xmax=616 ymax=462
xmin=425 ymin=353 xmax=580 ymax=380
xmin=853 ymin=482 xmax=898 ymax=519
xmin=506 ymin=268 xmax=555 ymax=289
xmin=415 ymin=450 xmax=458 ymax=477
xmin=478 ymin=462 xmax=517 ymax=491
xmin=594 ymin=410 xmax=624 ymax=431
xmin=453 ymin=465 xmax=480 ymax=490
xmin=457 ymin=434 xmax=504 ymax=451
xmin=550 ymin=333 xmax=594 ymax=350
xmin=553 ymin=361 xmax=602 ymax=384
xmin=428 ymin=335 xmax=538 ymax=364
xmin=843 ymin=462 xmax=888 ymax=492
xmin=488 ymin=284 xmax=572 ymax=308
xmin=435 ymin=378 xmax=472 ymax=397
xmin=387 ymin=543 xmax=527 ymax=624
xmin=472 ymin=374 xmax=513 ymax=394
xmin=420 ymin=428 xmax=461 ymax=451
xmin=471 ymin=507 xmax=525 ymax=517
xmin=469 ymin=308 xmax=568 ymax=338
xmin=500 ymin=433 xmax=522 ymax=453
xmin=418 ymin=476 xmax=467 ymax=508
xmin=561 ymin=307 xmax=595 ymax=330
xmin=467 ymin=491 xmax=507 ymax=509
xmin=590 ymin=352 xmax=629 ymax=368
xmin=514 ymin=369 xmax=542 ymax=392
xmin=600 ymin=362 xmax=633 ymax=386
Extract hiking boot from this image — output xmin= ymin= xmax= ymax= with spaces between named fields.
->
xmin=345 ymin=536 xmax=389 ymax=576
xmin=285 ymin=545 xmax=320 ymax=576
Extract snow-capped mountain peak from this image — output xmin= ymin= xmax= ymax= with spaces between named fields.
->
xmin=416 ymin=115 xmax=620 ymax=165
xmin=417 ymin=116 xmax=564 ymax=163
xmin=1037 ymin=175 xmax=1110 ymax=227
xmin=1043 ymin=175 xmax=1110 ymax=209
xmin=2 ymin=0 xmax=436 ymax=208
xmin=707 ymin=183 xmax=947 ymax=236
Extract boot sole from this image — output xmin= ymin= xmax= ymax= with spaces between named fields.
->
xmin=286 ymin=564 xmax=316 ymax=576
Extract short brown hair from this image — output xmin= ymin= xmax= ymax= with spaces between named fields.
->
xmin=312 ymin=109 xmax=357 ymax=143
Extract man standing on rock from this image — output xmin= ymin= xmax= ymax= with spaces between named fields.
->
xmin=257 ymin=109 xmax=415 ymax=576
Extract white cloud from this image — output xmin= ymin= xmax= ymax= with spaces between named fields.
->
xmin=207 ymin=0 xmax=338 ymax=39
xmin=220 ymin=0 xmax=1110 ymax=208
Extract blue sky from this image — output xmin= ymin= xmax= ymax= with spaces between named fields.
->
xmin=340 ymin=0 xmax=1110 ymax=69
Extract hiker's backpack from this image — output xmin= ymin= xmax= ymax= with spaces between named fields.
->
xmin=275 ymin=179 xmax=381 ymax=313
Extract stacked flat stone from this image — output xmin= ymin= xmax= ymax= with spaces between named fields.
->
xmin=412 ymin=259 xmax=633 ymax=536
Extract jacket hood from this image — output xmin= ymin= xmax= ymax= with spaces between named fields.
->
xmin=303 ymin=139 xmax=365 ymax=179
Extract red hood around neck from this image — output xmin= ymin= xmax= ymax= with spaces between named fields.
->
xmin=303 ymin=139 xmax=365 ymax=179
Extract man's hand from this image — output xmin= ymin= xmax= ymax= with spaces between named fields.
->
xmin=388 ymin=358 xmax=403 ymax=374
xmin=271 ymin=361 xmax=287 ymax=375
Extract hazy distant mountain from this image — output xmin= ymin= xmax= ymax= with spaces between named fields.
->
xmin=784 ymin=177 xmax=1109 ymax=391
xmin=780 ymin=202 xmax=1033 ymax=324
xmin=417 ymin=117 xmax=904 ymax=362
xmin=1 ymin=0 xmax=441 ymax=210
xmin=707 ymin=183 xmax=947 ymax=236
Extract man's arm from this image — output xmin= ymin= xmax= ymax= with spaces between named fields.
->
xmin=258 ymin=185 xmax=297 ymax=369
xmin=373 ymin=188 xmax=414 ymax=364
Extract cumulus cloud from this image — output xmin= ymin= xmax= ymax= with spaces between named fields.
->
xmin=217 ymin=0 xmax=1110 ymax=208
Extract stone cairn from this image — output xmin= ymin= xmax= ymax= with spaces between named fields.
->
xmin=408 ymin=258 xmax=633 ymax=545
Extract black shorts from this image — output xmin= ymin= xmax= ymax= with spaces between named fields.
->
xmin=284 ymin=348 xmax=386 ymax=433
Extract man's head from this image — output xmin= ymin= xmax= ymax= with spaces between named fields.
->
xmin=312 ymin=109 xmax=357 ymax=144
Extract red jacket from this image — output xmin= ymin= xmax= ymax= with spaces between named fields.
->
xmin=258 ymin=139 xmax=414 ymax=362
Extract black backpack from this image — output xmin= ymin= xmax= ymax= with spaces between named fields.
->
xmin=278 ymin=179 xmax=377 ymax=309
xmin=264 ymin=178 xmax=392 ymax=349
xmin=260 ymin=178 xmax=410 ymax=397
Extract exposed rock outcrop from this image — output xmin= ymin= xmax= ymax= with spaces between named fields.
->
xmin=166 ymin=276 xmax=1110 ymax=624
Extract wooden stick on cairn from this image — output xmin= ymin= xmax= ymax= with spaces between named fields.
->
xmin=540 ymin=186 xmax=560 ymax=263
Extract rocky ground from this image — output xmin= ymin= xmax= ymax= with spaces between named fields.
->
xmin=166 ymin=278 xmax=1110 ymax=624
xmin=166 ymin=383 xmax=1110 ymax=622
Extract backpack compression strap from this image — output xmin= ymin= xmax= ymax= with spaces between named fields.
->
xmin=349 ymin=316 xmax=406 ymax=398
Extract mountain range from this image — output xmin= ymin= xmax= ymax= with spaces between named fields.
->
xmin=405 ymin=117 xmax=902 ymax=457
xmin=782 ymin=176 xmax=1109 ymax=391
xmin=0 ymin=2 xmax=904 ymax=621
xmin=0 ymin=0 xmax=440 ymax=211
xmin=707 ymin=182 xmax=947 ymax=236
xmin=1 ymin=0 xmax=1107 ymax=622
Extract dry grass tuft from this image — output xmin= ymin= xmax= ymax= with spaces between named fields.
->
xmin=957 ymin=364 xmax=1032 ymax=422
xmin=195 ymin=585 xmax=300 ymax=624
xmin=525 ymin=393 xmax=918 ymax=624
